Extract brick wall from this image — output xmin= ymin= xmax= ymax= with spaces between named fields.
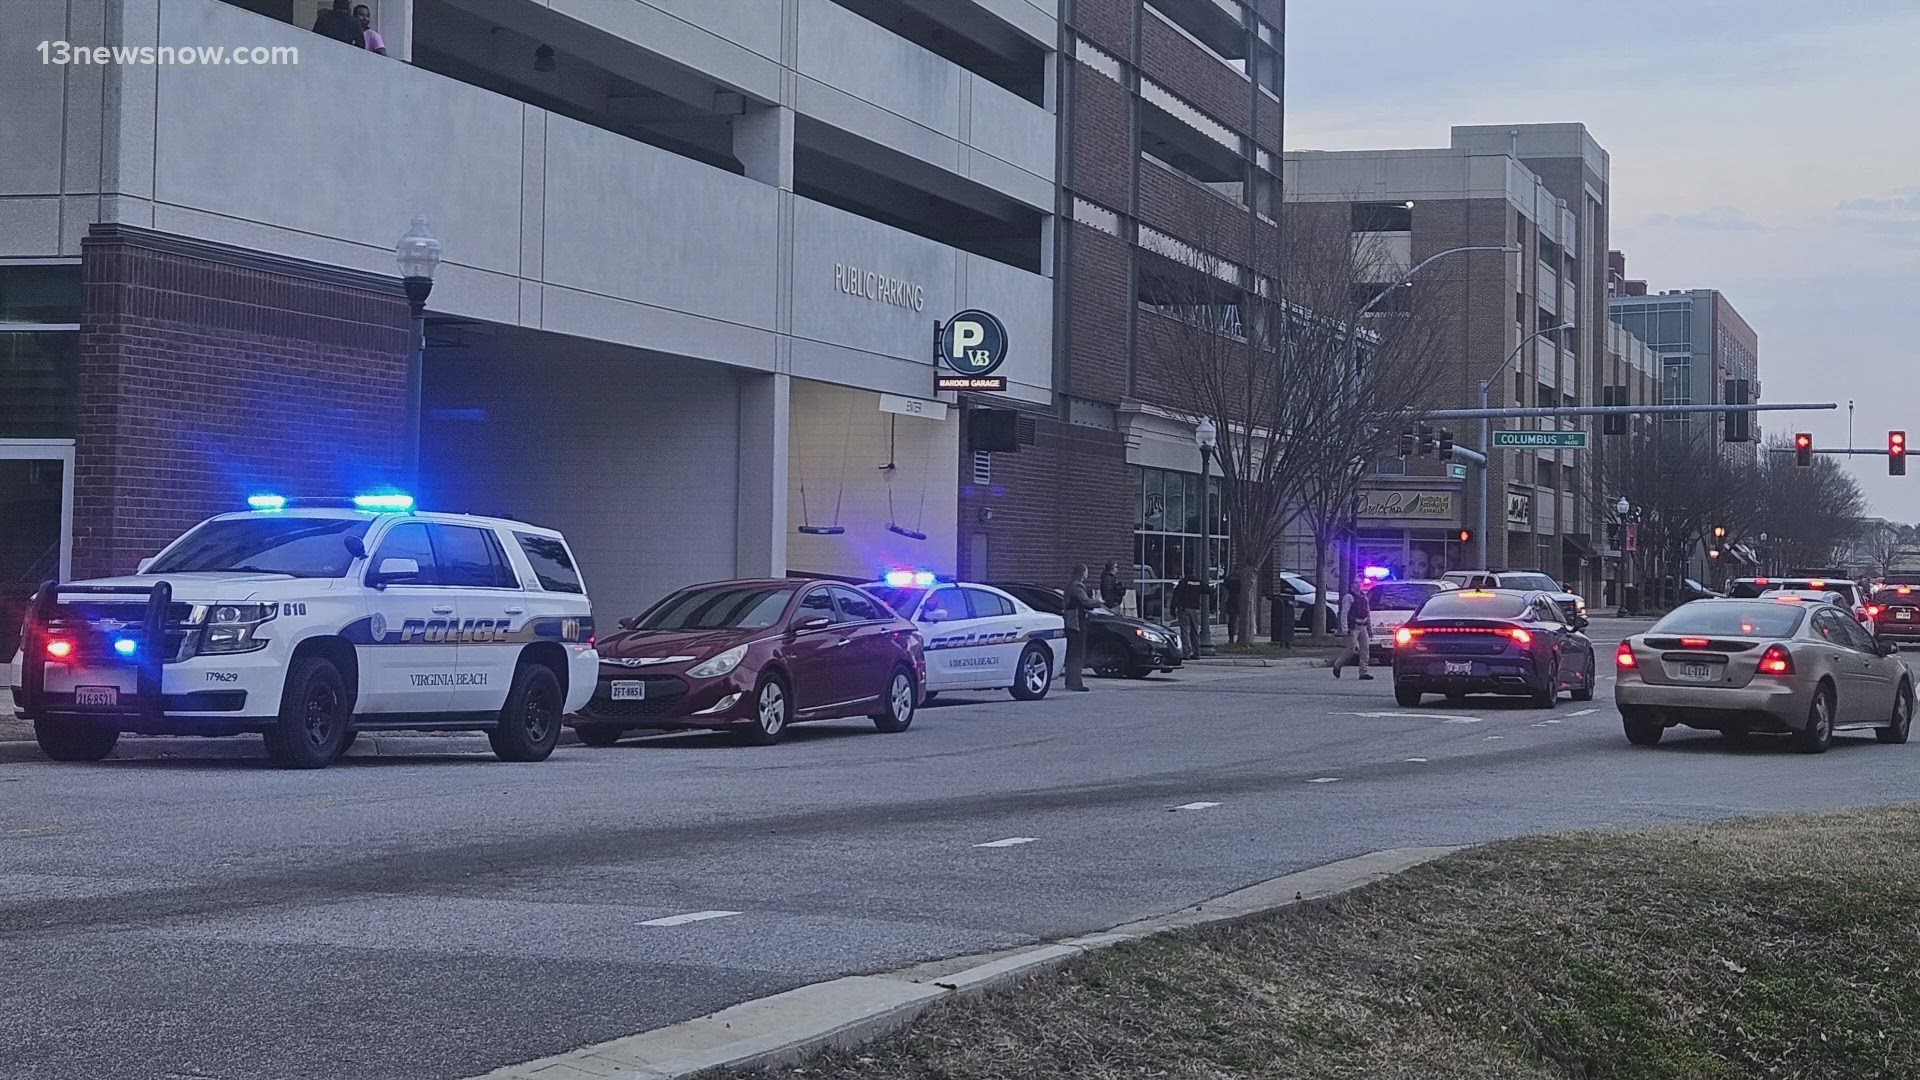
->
xmin=1064 ymin=224 xmax=1133 ymax=403
xmin=958 ymin=413 xmax=1134 ymax=584
xmin=74 ymin=225 xmax=410 ymax=577
xmin=1069 ymin=66 xmax=1133 ymax=211
xmin=1139 ymin=17 xmax=1251 ymax=132
xmin=1069 ymin=0 xmax=1135 ymax=59
xmin=1138 ymin=165 xmax=1251 ymax=266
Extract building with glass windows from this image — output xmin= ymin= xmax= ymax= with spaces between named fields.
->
xmin=1607 ymin=255 xmax=1761 ymax=450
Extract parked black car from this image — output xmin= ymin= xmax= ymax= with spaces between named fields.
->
xmin=990 ymin=582 xmax=1183 ymax=679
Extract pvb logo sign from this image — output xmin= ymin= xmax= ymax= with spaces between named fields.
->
xmin=936 ymin=310 xmax=1009 ymax=391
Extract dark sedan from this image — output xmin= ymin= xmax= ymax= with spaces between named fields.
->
xmin=1391 ymin=589 xmax=1597 ymax=709
xmin=572 ymin=579 xmax=925 ymax=746
xmin=989 ymin=582 xmax=1183 ymax=678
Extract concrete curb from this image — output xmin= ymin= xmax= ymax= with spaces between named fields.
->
xmin=469 ymin=845 xmax=1462 ymax=1080
xmin=0 ymin=730 xmax=580 ymax=765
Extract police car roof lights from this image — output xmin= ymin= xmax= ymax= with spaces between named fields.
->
xmin=884 ymin=570 xmax=939 ymax=588
xmin=1363 ymin=566 xmax=1393 ymax=580
xmin=352 ymin=493 xmax=416 ymax=511
xmin=244 ymin=493 xmax=416 ymax=512
xmin=247 ymin=494 xmax=288 ymax=510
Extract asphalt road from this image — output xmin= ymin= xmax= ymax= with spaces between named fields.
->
xmin=5 ymin=616 xmax=1918 ymax=1080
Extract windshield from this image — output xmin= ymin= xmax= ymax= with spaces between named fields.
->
xmin=865 ymin=587 xmax=925 ymax=618
xmin=1733 ymin=579 xmax=1856 ymax=602
xmin=1497 ymin=573 xmax=1561 ymax=592
xmin=1875 ymin=586 xmax=1920 ymax=604
xmin=638 ymin=584 xmax=795 ymax=631
xmin=1368 ymin=582 xmax=1444 ymax=611
xmin=1417 ymin=591 xmax=1531 ymax=620
xmin=146 ymin=516 xmax=371 ymax=578
xmin=1651 ymin=602 xmax=1804 ymax=638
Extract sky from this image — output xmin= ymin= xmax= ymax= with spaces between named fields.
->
xmin=1285 ymin=1 xmax=1920 ymax=521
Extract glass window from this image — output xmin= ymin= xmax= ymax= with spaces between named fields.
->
xmin=1651 ymin=602 xmax=1804 ymax=638
xmin=964 ymin=588 xmax=1015 ymax=619
xmin=431 ymin=525 xmax=518 ymax=588
xmin=1418 ymin=592 xmax=1531 ymax=620
xmin=1368 ymin=582 xmax=1443 ymax=611
xmin=1352 ymin=202 xmax=1413 ymax=232
xmin=865 ymin=586 xmax=925 ymax=618
xmin=923 ymin=587 xmax=967 ymax=622
xmin=832 ymin=587 xmax=885 ymax=623
xmin=369 ymin=522 xmax=437 ymax=585
xmin=1498 ymin=573 xmax=1561 ymax=592
xmin=794 ymin=588 xmax=839 ymax=626
xmin=642 ymin=584 xmax=794 ymax=630
xmin=148 ymin=515 xmax=373 ymax=579
xmin=0 ymin=264 xmax=82 ymax=324
xmin=1132 ymin=465 xmax=1229 ymax=621
xmin=0 ymin=332 xmax=77 ymax=438
xmin=513 ymin=532 xmax=583 ymax=594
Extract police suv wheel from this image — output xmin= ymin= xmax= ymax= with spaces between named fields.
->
xmin=871 ymin=666 xmax=917 ymax=732
xmin=35 ymin=719 xmax=119 ymax=763
xmin=263 ymin=656 xmax=351 ymax=769
xmin=1010 ymin=644 xmax=1052 ymax=701
xmin=490 ymin=663 xmax=565 ymax=762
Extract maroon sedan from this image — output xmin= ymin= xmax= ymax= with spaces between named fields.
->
xmin=572 ymin=579 xmax=925 ymax=746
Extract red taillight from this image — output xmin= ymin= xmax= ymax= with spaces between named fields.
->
xmin=1867 ymin=605 xmax=1883 ymax=619
xmin=45 ymin=638 xmax=74 ymax=659
xmin=1901 ymin=587 xmax=1913 ymax=596
xmin=1615 ymin=641 xmax=1637 ymax=669
xmin=1509 ymin=628 xmax=1532 ymax=645
xmin=1680 ymin=637 xmax=1710 ymax=648
xmin=1759 ymin=644 xmax=1794 ymax=675
xmin=1394 ymin=627 xmax=1415 ymax=646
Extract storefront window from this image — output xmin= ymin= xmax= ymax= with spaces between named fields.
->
xmin=1133 ymin=465 xmax=1227 ymax=623
xmin=0 ymin=264 xmax=81 ymax=324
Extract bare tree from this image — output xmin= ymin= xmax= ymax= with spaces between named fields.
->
xmin=1752 ymin=435 xmax=1868 ymax=572
xmin=1615 ymin=425 xmax=1751 ymax=599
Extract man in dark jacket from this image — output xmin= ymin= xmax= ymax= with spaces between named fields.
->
xmin=1332 ymin=572 xmax=1374 ymax=680
xmin=1098 ymin=561 xmax=1126 ymax=610
xmin=1063 ymin=564 xmax=1096 ymax=691
xmin=313 ymin=0 xmax=365 ymax=47
xmin=1172 ymin=574 xmax=1206 ymax=660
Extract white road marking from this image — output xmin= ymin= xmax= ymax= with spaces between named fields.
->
xmin=1404 ymin=757 xmax=1428 ymax=763
xmin=1442 ymin=717 xmax=1485 ymax=725
xmin=1171 ymin=801 xmax=1221 ymax=811
xmin=974 ymin=836 xmax=1039 ymax=848
xmin=1306 ymin=777 xmax=1342 ymax=784
xmin=1344 ymin=711 xmax=1481 ymax=722
xmin=1566 ymin=708 xmax=1599 ymax=717
xmin=1532 ymin=719 xmax=1562 ymax=727
xmin=639 ymin=910 xmax=741 ymax=927
xmin=1484 ymin=735 xmax=1505 ymax=740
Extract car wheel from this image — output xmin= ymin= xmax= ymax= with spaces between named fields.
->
xmin=1571 ymin=654 xmax=1595 ymax=702
xmin=1010 ymin=645 xmax=1053 ymax=701
xmin=1878 ymin=680 xmax=1913 ymax=744
xmin=1796 ymin=683 xmax=1835 ymax=754
xmin=737 ymin=673 xmax=792 ymax=745
xmin=1622 ymin=707 xmax=1664 ymax=746
xmin=574 ymin=724 xmax=626 ymax=748
xmin=1394 ymin=686 xmax=1423 ymax=707
xmin=1529 ymin=676 xmax=1558 ymax=709
xmin=339 ymin=730 xmax=358 ymax=753
xmin=871 ymin=666 xmax=917 ymax=733
xmin=34 ymin=719 xmax=119 ymax=763
xmin=1090 ymin=638 xmax=1128 ymax=678
xmin=263 ymin=656 xmax=351 ymax=769
xmin=489 ymin=663 xmax=565 ymax=762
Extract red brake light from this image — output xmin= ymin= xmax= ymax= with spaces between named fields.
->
xmin=1754 ymin=578 xmax=1770 ymax=585
xmin=1680 ymin=637 xmax=1710 ymax=648
xmin=1615 ymin=641 xmax=1637 ymax=669
xmin=1809 ymin=579 xmax=1826 ymax=588
xmin=1867 ymin=605 xmax=1883 ymax=618
xmin=1509 ymin=628 xmax=1533 ymax=645
xmin=1394 ymin=627 xmax=1414 ymax=646
xmin=1759 ymin=644 xmax=1794 ymax=675
xmin=1901 ymin=586 xmax=1913 ymax=596
xmin=45 ymin=639 xmax=74 ymax=659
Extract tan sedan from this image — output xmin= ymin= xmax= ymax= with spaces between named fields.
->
xmin=1615 ymin=598 xmax=1913 ymax=752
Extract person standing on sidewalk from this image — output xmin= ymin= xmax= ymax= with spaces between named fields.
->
xmin=1063 ymin=564 xmax=1096 ymax=691
xmin=1172 ymin=573 xmax=1206 ymax=660
xmin=1332 ymin=571 xmax=1374 ymax=680
xmin=1099 ymin=560 xmax=1127 ymax=611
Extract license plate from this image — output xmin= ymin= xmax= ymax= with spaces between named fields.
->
xmin=73 ymin=686 xmax=119 ymax=707
xmin=610 ymin=680 xmax=646 ymax=701
xmin=1900 ymin=610 xmax=1913 ymax=621
xmin=1677 ymin=662 xmax=1715 ymax=683
xmin=1444 ymin=661 xmax=1473 ymax=676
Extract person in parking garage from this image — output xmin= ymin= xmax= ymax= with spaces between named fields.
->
xmin=312 ymin=0 xmax=365 ymax=47
xmin=1063 ymin=564 xmax=1096 ymax=692
xmin=354 ymin=5 xmax=388 ymax=54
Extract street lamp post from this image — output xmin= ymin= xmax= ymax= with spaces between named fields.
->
xmin=1615 ymin=496 xmax=1634 ymax=616
xmin=395 ymin=214 xmax=443 ymax=489
xmin=1476 ymin=320 xmax=1569 ymax=568
xmin=1195 ymin=416 xmax=1218 ymax=656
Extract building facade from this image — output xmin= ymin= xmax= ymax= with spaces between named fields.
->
xmin=3 ymin=0 xmax=1064 ymax=645
xmin=1607 ymin=252 xmax=1762 ymax=451
xmin=1285 ymin=124 xmax=1614 ymax=597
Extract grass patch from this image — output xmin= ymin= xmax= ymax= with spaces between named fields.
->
xmin=710 ymin=808 xmax=1920 ymax=1079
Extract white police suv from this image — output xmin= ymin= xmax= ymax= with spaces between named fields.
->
xmin=9 ymin=494 xmax=597 ymax=768
xmin=862 ymin=572 xmax=1063 ymax=701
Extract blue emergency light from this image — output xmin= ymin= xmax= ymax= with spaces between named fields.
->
xmin=352 ymin=493 xmax=416 ymax=511
xmin=247 ymin=494 xmax=287 ymax=510
xmin=113 ymin=638 xmax=138 ymax=656
xmin=884 ymin=570 xmax=938 ymax=588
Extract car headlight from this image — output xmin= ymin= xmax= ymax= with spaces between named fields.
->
xmin=1134 ymin=626 xmax=1169 ymax=644
xmin=687 ymin=644 xmax=748 ymax=679
xmin=1574 ymin=598 xmax=1588 ymax=612
xmin=199 ymin=602 xmax=277 ymax=655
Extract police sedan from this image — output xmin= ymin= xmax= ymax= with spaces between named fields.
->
xmin=863 ymin=573 xmax=1064 ymax=701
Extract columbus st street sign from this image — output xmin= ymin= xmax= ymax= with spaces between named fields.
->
xmin=1491 ymin=430 xmax=1589 ymax=450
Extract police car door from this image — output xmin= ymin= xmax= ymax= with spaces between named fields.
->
xmin=958 ymin=587 xmax=1027 ymax=688
xmin=917 ymin=586 xmax=970 ymax=691
xmin=359 ymin=520 xmax=456 ymax=713
xmin=427 ymin=523 xmax=521 ymax=712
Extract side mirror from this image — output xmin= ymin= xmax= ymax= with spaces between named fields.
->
xmin=791 ymin=615 xmax=833 ymax=634
xmin=1883 ymin=640 xmax=1902 ymax=656
xmin=344 ymin=535 xmax=368 ymax=560
xmin=617 ymin=616 xmax=636 ymax=630
xmin=1571 ymin=615 xmax=1590 ymax=632
xmin=136 ymin=557 xmax=156 ymax=574
xmin=920 ymin=609 xmax=946 ymax=624
xmin=369 ymin=556 xmax=420 ymax=588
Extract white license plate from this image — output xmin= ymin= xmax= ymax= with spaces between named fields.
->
xmin=73 ymin=686 xmax=119 ymax=707
xmin=610 ymin=680 xmax=646 ymax=701
xmin=1900 ymin=610 xmax=1913 ymax=621
xmin=1677 ymin=662 xmax=1716 ymax=683
xmin=1444 ymin=661 xmax=1473 ymax=676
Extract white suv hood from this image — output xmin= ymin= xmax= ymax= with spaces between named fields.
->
xmin=62 ymin=573 xmax=341 ymax=604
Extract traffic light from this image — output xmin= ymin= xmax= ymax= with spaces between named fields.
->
xmin=1893 ymin=430 xmax=1908 ymax=476
xmin=1795 ymin=433 xmax=1813 ymax=467
xmin=1438 ymin=429 xmax=1454 ymax=456
xmin=1400 ymin=428 xmax=1416 ymax=456
xmin=1723 ymin=379 xmax=1752 ymax=443
xmin=1417 ymin=422 xmax=1435 ymax=455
